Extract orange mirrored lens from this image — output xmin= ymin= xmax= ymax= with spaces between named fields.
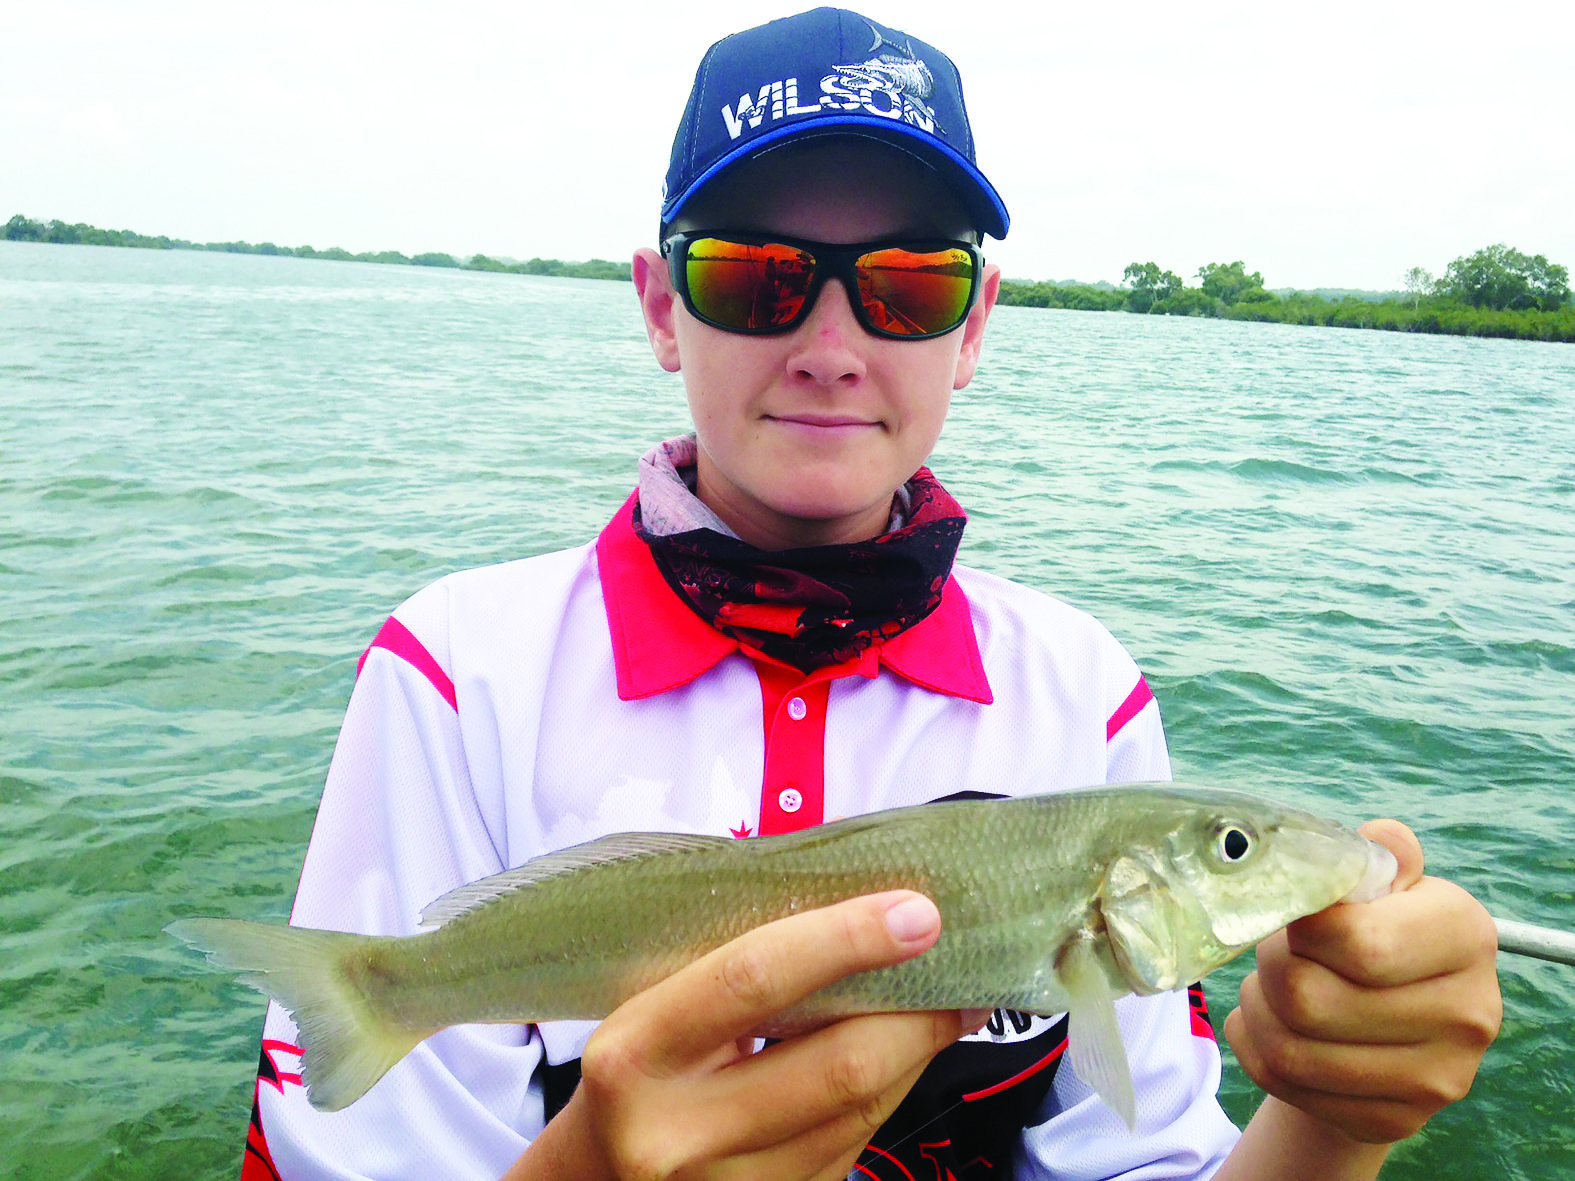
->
xmin=683 ymin=240 xmax=814 ymax=331
xmin=680 ymin=237 xmax=976 ymax=337
xmin=855 ymin=246 xmax=975 ymax=337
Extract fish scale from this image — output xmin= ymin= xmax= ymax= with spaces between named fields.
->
xmin=167 ymin=783 xmax=1395 ymax=1121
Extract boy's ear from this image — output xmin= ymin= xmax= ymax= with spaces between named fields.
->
xmin=633 ymin=247 xmax=682 ymax=373
xmin=952 ymin=263 xmax=1000 ymax=391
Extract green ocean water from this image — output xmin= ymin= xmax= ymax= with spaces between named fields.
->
xmin=1 ymin=240 xmax=1571 ymax=1178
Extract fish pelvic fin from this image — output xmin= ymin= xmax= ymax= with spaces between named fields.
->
xmin=166 ymin=918 xmax=434 ymax=1112
xmin=1059 ymin=935 xmax=1137 ymax=1132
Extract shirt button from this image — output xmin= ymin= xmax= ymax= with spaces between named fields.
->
xmin=778 ymin=787 xmax=803 ymax=813
xmin=786 ymin=696 xmax=808 ymax=721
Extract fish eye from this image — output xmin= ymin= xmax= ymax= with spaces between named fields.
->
xmin=1211 ymin=821 xmax=1257 ymax=867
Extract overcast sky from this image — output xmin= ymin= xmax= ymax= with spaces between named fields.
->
xmin=5 ymin=1 xmax=1571 ymax=291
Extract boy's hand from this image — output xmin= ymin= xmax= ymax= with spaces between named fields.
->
xmin=516 ymin=891 xmax=978 ymax=1180
xmin=1225 ymin=820 xmax=1502 ymax=1144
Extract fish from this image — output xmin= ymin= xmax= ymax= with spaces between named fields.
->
xmin=166 ymin=783 xmax=1397 ymax=1125
xmin=849 ymin=21 xmax=935 ymax=100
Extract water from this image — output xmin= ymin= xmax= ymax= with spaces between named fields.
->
xmin=2 ymin=241 xmax=1571 ymax=1178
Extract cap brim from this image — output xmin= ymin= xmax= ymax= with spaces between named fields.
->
xmin=661 ymin=115 xmax=1009 ymax=241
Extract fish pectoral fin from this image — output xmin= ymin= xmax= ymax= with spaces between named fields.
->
xmin=1059 ymin=936 xmax=1137 ymax=1133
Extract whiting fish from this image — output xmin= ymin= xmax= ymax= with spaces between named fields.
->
xmin=167 ymin=783 xmax=1396 ymax=1126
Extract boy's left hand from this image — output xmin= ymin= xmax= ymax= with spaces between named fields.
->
xmin=1224 ymin=819 xmax=1502 ymax=1144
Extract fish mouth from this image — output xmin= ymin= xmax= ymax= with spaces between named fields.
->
xmin=1202 ymin=820 xmax=1375 ymax=951
xmin=1340 ymin=839 xmax=1398 ymax=903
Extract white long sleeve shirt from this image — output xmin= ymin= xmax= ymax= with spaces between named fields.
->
xmin=242 ymin=494 xmax=1238 ymax=1180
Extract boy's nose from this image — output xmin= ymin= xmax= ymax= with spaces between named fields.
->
xmin=786 ymin=279 xmax=868 ymax=386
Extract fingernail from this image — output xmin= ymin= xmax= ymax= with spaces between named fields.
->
xmin=884 ymin=895 xmax=940 ymax=943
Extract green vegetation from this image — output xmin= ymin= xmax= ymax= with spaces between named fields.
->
xmin=2 ymin=214 xmax=632 ymax=282
xmin=987 ymin=278 xmax=1127 ymax=312
xmin=1122 ymin=262 xmax=1182 ymax=313
xmin=10 ymin=214 xmax=1569 ymax=342
xmin=1438 ymin=244 xmax=1569 ymax=312
xmin=1197 ymin=260 xmax=1271 ymax=306
xmin=1000 ymin=244 xmax=1573 ymax=344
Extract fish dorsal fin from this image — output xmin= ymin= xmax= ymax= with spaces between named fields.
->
xmin=1060 ymin=935 xmax=1137 ymax=1132
xmin=418 ymin=831 xmax=732 ymax=928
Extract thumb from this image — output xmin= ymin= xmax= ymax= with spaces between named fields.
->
xmin=1358 ymin=818 xmax=1425 ymax=892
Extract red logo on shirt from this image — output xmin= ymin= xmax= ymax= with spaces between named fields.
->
xmin=241 ymin=1041 xmax=303 ymax=1181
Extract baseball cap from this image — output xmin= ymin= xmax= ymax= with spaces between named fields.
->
xmin=661 ymin=7 xmax=1009 ymax=240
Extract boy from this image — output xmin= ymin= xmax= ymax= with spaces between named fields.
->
xmin=246 ymin=9 xmax=1500 ymax=1179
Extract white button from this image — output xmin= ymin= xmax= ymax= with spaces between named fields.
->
xmin=786 ymin=696 xmax=808 ymax=721
xmin=778 ymin=788 xmax=803 ymax=813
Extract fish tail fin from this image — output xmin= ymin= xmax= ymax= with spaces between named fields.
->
xmin=166 ymin=918 xmax=434 ymax=1111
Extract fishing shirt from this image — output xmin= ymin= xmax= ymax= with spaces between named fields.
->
xmin=241 ymin=495 xmax=1240 ymax=1181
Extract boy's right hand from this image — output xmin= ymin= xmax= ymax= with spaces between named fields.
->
xmin=509 ymin=891 xmax=977 ymax=1180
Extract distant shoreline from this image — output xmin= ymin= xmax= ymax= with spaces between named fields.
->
xmin=8 ymin=214 xmax=1570 ymax=344
xmin=994 ymin=278 xmax=1575 ymax=345
xmin=3 ymin=214 xmax=630 ymax=282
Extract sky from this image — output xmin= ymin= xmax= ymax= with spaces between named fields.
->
xmin=5 ymin=0 xmax=1572 ymax=292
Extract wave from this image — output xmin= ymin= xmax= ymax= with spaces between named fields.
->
xmin=1148 ymin=456 xmax=1431 ymax=486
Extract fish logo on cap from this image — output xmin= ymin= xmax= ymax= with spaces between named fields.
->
xmin=833 ymin=20 xmax=936 ymax=106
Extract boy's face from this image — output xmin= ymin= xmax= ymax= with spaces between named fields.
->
xmin=634 ymin=140 xmax=1000 ymax=550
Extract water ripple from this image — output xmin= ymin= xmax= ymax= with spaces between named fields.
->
xmin=3 ymin=245 xmax=1573 ymax=1178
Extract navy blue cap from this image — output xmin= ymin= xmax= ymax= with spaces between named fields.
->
xmin=662 ymin=7 xmax=1008 ymax=240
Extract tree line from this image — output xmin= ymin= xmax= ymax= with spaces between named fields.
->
xmin=997 ymin=246 xmax=1573 ymax=343
xmin=2 ymin=215 xmax=632 ymax=282
xmin=9 ymin=214 xmax=1569 ymax=343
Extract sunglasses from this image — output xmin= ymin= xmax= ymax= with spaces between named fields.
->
xmin=662 ymin=231 xmax=983 ymax=341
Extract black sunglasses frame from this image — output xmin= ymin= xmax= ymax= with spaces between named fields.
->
xmin=661 ymin=230 xmax=983 ymax=341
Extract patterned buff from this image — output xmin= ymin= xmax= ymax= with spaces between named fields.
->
xmin=631 ymin=441 xmax=967 ymax=671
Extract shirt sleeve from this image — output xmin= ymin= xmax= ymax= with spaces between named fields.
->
xmin=247 ymin=594 xmax=548 ymax=1180
xmin=1106 ymin=669 xmax=1171 ymax=786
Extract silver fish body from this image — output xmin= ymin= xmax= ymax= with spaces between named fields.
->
xmin=169 ymin=783 xmax=1395 ymax=1120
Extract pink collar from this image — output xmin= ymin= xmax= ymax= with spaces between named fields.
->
xmin=596 ymin=491 xmax=993 ymax=704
